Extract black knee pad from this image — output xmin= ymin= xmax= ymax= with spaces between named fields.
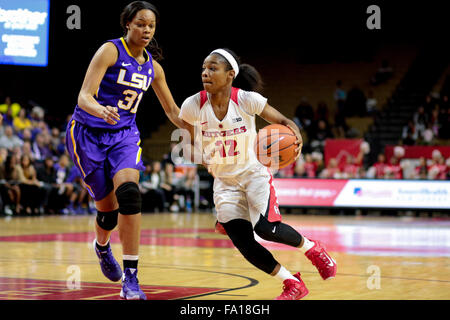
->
xmin=115 ymin=182 xmax=141 ymax=215
xmin=254 ymin=214 xmax=302 ymax=247
xmin=222 ymin=219 xmax=278 ymax=274
xmin=96 ymin=209 xmax=119 ymax=231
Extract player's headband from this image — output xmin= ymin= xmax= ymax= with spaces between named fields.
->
xmin=210 ymin=49 xmax=239 ymax=78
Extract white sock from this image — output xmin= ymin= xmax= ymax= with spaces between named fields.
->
xmin=299 ymin=237 xmax=315 ymax=253
xmin=96 ymin=238 xmax=109 ymax=247
xmin=123 ymin=255 xmax=139 ymax=261
xmin=274 ymin=266 xmax=299 ymax=283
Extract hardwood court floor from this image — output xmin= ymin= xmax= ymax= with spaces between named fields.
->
xmin=0 ymin=212 xmax=449 ymax=300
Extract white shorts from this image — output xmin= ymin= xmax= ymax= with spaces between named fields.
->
xmin=213 ymin=165 xmax=282 ymax=226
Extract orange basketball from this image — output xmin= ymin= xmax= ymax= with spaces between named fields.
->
xmin=254 ymin=124 xmax=298 ymax=169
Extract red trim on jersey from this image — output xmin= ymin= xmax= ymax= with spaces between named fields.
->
xmin=265 ymin=168 xmax=282 ymax=223
xmin=199 ymin=87 xmax=239 ymax=109
xmin=200 ymin=90 xmax=208 ymax=109
xmin=231 ymin=87 xmax=239 ymax=105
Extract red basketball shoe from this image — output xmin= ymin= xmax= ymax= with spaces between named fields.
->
xmin=305 ymin=240 xmax=337 ymax=280
xmin=274 ymin=272 xmax=309 ymax=300
xmin=215 ymin=220 xmax=227 ymax=235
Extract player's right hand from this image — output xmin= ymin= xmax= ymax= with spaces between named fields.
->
xmin=100 ymin=105 xmax=120 ymax=125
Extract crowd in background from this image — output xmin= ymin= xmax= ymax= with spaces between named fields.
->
xmin=0 ymin=63 xmax=449 ymax=216
xmin=0 ymin=98 xmax=197 ymax=216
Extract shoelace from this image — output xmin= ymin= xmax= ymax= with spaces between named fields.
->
xmin=282 ymin=282 xmax=300 ymax=298
xmin=310 ymin=248 xmax=330 ymax=268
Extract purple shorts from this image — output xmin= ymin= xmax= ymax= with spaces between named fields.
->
xmin=65 ymin=119 xmax=145 ymax=201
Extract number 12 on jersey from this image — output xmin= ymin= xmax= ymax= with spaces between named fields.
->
xmin=215 ymin=139 xmax=239 ymax=157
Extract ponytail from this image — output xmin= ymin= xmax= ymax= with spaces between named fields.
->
xmin=215 ymin=48 xmax=264 ymax=93
xmin=234 ymin=64 xmax=264 ymax=93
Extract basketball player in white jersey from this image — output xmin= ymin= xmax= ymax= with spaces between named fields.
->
xmin=178 ymin=48 xmax=337 ymax=300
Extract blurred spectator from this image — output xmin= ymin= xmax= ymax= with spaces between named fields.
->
xmin=21 ymin=141 xmax=35 ymax=162
xmin=366 ymin=90 xmax=378 ymax=116
xmin=61 ymin=114 xmax=73 ymax=133
xmin=160 ymin=162 xmax=176 ymax=211
xmin=276 ymin=162 xmax=296 ymax=178
xmin=367 ymin=153 xmax=388 ymax=179
xmin=161 ymin=142 xmax=177 ymax=168
xmin=440 ymin=94 xmax=449 ymax=111
xmin=319 ymin=158 xmax=341 ymax=179
xmin=423 ymin=94 xmax=437 ymax=115
xmin=293 ymin=97 xmax=314 ymax=136
xmin=421 ymin=123 xmax=435 ymax=145
xmin=309 ymin=120 xmax=334 ymax=153
xmin=413 ymin=157 xmax=429 ymax=180
xmin=32 ymin=132 xmax=52 ymax=161
xmin=315 ymin=101 xmax=329 ymax=123
xmin=334 ymin=80 xmax=347 ymax=113
xmin=341 ymin=154 xmax=363 ymax=179
xmin=295 ymin=153 xmax=319 ymax=178
xmin=49 ymin=127 xmax=61 ymax=154
xmin=30 ymin=105 xmax=45 ymax=122
xmin=0 ymin=125 xmax=23 ymax=151
xmin=401 ymin=119 xmax=418 ymax=145
xmin=139 ymin=161 xmax=165 ymax=212
xmin=174 ymin=167 xmax=196 ymax=212
xmin=385 ymin=156 xmax=403 ymax=179
xmin=413 ymin=106 xmax=428 ymax=137
xmin=2 ymin=106 xmax=14 ymax=127
xmin=0 ymin=147 xmax=7 ymax=164
xmin=0 ymin=154 xmax=22 ymax=215
xmin=429 ymin=108 xmax=440 ymax=138
xmin=54 ymin=154 xmax=77 ymax=214
xmin=370 ymin=59 xmax=393 ymax=85
xmin=438 ymin=102 xmax=450 ymax=139
xmin=428 ymin=155 xmax=448 ymax=180
xmin=36 ymin=156 xmax=57 ymax=214
xmin=0 ymin=96 xmax=21 ymax=117
xmin=18 ymin=128 xmax=34 ymax=144
xmin=13 ymin=109 xmax=32 ymax=132
xmin=345 ymin=85 xmax=367 ymax=117
xmin=16 ymin=154 xmax=44 ymax=215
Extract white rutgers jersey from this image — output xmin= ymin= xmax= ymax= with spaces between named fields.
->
xmin=179 ymin=87 xmax=268 ymax=178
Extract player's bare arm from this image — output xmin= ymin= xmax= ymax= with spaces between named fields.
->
xmin=259 ymin=103 xmax=303 ymax=158
xmin=77 ymin=42 xmax=121 ymax=125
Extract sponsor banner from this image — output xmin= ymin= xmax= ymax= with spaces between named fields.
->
xmin=335 ymin=179 xmax=450 ymax=209
xmin=272 ymin=178 xmax=347 ymax=206
xmin=273 ymin=178 xmax=450 ymax=209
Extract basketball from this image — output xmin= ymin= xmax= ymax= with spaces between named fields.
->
xmin=255 ymin=124 xmax=298 ymax=169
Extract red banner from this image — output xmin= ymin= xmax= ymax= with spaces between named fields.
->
xmin=324 ymin=139 xmax=362 ymax=167
xmin=385 ymin=145 xmax=450 ymax=160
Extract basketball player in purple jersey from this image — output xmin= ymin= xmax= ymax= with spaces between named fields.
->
xmin=66 ymin=1 xmax=184 ymax=300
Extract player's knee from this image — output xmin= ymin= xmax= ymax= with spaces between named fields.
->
xmin=254 ymin=215 xmax=276 ymax=240
xmin=254 ymin=215 xmax=302 ymax=247
xmin=115 ymin=182 xmax=141 ymax=215
xmin=222 ymin=219 xmax=254 ymax=248
xmin=96 ymin=209 xmax=119 ymax=231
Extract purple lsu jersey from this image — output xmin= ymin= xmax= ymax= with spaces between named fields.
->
xmin=72 ymin=37 xmax=154 ymax=129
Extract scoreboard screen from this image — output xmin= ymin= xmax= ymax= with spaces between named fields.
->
xmin=0 ymin=0 xmax=49 ymax=67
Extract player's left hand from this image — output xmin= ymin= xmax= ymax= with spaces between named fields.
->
xmin=286 ymin=124 xmax=303 ymax=161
